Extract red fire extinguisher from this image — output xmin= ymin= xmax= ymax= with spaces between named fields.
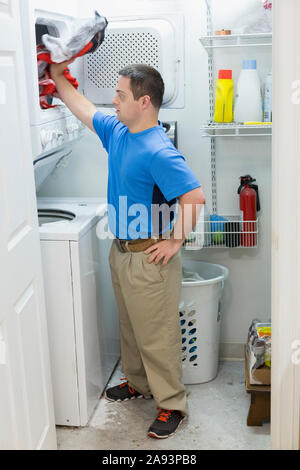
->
xmin=238 ymin=175 xmax=259 ymax=247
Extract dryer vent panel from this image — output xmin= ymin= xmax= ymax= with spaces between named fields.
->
xmin=83 ymin=17 xmax=184 ymax=108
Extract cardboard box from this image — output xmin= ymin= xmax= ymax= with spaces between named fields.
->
xmin=246 ymin=347 xmax=271 ymax=386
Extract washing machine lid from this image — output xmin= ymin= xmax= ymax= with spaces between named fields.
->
xmin=34 ymin=148 xmax=72 ymax=191
xmin=37 ymin=198 xmax=107 ymax=241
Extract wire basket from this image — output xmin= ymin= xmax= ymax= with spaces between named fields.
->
xmin=184 ymin=215 xmax=258 ymax=249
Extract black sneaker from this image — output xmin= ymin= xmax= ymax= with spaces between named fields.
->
xmin=148 ymin=408 xmax=186 ymax=439
xmin=105 ymin=378 xmax=153 ymax=402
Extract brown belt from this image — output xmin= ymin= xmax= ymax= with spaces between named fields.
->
xmin=116 ymin=236 xmax=163 ymax=253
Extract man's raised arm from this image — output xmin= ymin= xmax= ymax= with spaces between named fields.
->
xmin=50 ymin=61 xmax=97 ymax=133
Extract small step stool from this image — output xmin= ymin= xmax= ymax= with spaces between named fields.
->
xmin=244 ymin=346 xmax=271 ymax=426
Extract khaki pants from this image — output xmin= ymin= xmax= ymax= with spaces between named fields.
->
xmin=109 ymin=240 xmax=189 ymax=416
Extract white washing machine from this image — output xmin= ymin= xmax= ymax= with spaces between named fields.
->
xmin=37 ymin=197 xmax=120 ymax=427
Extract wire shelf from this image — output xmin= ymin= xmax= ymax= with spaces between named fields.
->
xmin=199 ymin=32 xmax=272 ymax=50
xmin=200 ymin=122 xmax=272 ymax=138
xmin=184 ymin=215 xmax=258 ymax=249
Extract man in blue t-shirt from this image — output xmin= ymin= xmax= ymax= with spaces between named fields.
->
xmin=51 ymin=61 xmax=205 ymax=439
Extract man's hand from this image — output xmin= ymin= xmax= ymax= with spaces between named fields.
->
xmin=145 ymin=187 xmax=206 ymax=266
xmin=145 ymin=238 xmax=183 ymax=266
xmin=50 ymin=59 xmax=75 ymax=79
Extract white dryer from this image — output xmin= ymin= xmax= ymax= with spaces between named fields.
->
xmin=19 ymin=0 xmax=86 ymax=189
xmin=37 ymin=197 xmax=120 ymax=427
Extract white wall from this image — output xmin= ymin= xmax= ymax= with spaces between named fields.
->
xmin=38 ymin=0 xmax=272 ymax=357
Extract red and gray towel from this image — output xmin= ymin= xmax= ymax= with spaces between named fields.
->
xmin=37 ymin=11 xmax=108 ymax=109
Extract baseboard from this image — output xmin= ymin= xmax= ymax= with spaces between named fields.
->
xmin=220 ymin=342 xmax=245 ymax=361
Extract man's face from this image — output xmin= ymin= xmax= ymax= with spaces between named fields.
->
xmin=112 ymin=76 xmax=141 ymax=127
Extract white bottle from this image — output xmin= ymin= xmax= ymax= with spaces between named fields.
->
xmin=263 ymin=72 xmax=272 ymax=122
xmin=234 ymin=60 xmax=263 ymax=123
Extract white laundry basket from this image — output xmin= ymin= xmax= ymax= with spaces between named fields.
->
xmin=179 ymin=260 xmax=229 ymax=384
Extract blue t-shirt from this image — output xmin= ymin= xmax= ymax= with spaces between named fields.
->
xmin=93 ymin=111 xmax=201 ymax=240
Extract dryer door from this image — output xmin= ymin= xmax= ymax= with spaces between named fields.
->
xmin=83 ymin=14 xmax=184 ymax=108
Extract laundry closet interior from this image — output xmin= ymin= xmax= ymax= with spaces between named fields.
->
xmin=14 ymin=0 xmax=275 ymax=450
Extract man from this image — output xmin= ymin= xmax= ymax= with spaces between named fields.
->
xmin=50 ymin=62 xmax=205 ymax=439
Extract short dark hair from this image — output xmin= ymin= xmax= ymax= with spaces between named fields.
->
xmin=118 ymin=64 xmax=165 ymax=109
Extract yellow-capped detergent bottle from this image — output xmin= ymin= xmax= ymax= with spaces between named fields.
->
xmin=214 ymin=70 xmax=233 ymax=123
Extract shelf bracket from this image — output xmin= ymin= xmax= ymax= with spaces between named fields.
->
xmin=206 ymin=0 xmax=217 ymax=215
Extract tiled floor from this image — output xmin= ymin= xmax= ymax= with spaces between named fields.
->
xmin=56 ymin=360 xmax=270 ymax=450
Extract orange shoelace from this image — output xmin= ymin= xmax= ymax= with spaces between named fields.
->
xmin=120 ymin=378 xmax=136 ymax=395
xmin=156 ymin=408 xmax=173 ymax=422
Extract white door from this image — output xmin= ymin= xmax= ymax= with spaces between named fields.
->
xmin=0 ymin=0 xmax=57 ymax=449
xmin=272 ymin=0 xmax=300 ymax=450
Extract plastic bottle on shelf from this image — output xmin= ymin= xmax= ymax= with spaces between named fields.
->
xmin=234 ymin=60 xmax=263 ymax=123
xmin=214 ymin=69 xmax=234 ymax=123
xmin=263 ymin=72 xmax=272 ymax=122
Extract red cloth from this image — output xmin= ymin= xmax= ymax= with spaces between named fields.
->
xmin=37 ymin=41 xmax=94 ymax=109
